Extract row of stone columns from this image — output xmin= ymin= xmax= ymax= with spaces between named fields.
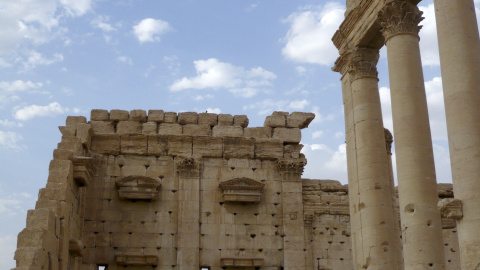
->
xmin=337 ymin=1 xmax=453 ymax=268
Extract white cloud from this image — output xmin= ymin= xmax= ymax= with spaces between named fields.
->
xmin=21 ymin=51 xmax=64 ymax=70
xmin=205 ymin=108 xmax=221 ymax=114
xmin=91 ymin=16 xmax=115 ymax=32
xmin=0 ymin=119 xmax=23 ymax=128
xmin=243 ymin=99 xmax=288 ymax=115
xmin=193 ymin=94 xmax=214 ymax=101
xmin=311 ymin=105 xmax=335 ymax=124
xmin=312 ymin=130 xmax=323 ymax=139
xmin=0 ymin=131 xmax=22 ymax=149
xmin=302 ymin=143 xmax=347 ymax=182
xmin=170 ymin=58 xmax=276 ymax=98
xmin=0 ymin=80 xmax=43 ymax=92
xmin=133 ymin=18 xmax=171 ymax=43
xmin=288 ymin=99 xmax=309 ymax=110
xmin=282 ymin=2 xmax=344 ymax=66
xmin=295 ymin=66 xmax=307 ymax=75
xmin=117 ymin=56 xmax=133 ymax=65
xmin=60 ymin=0 xmax=92 ymax=16
xmin=13 ymin=102 xmax=74 ymax=120
xmin=334 ymin=131 xmax=344 ymax=138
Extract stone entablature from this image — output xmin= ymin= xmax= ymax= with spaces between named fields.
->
xmin=115 ymin=175 xmax=161 ymax=200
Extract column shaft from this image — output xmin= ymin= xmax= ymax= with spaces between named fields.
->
xmin=379 ymin=1 xmax=446 ymax=268
xmin=434 ymin=0 xmax=480 ymax=268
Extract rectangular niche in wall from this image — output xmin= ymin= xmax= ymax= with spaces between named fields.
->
xmin=115 ymin=175 xmax=161 ymax=201
xmin=219 ymin=178 xmax=265 ymax=203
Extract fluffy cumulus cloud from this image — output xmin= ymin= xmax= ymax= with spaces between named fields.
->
xmin=282 ymin=2 xmax=344 ymax=66
xmin=0 ymin=80 xmax=44 ymax=104
xmin=0 ymin=0 xmax=93 ymax=54
xmin=133 ymin=18 xmax=171 ymax=43
xmin=21 ymin=50 xmax=64 ymax=70
xmin=302 ymin=143 xmax=347 ymax=182
xmin=91 ymin=15 xmax=115 ymax=32
xmin=170 ymin=58 xmax=276 ymax=98
xmin=13 ymin=102 xmax=78 ymax=121
xmin=0 ymin=131 xmax=22 ymax=149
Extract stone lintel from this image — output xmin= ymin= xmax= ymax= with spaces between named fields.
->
xmin=72 ymin=157 xmax=93 ymax=187
xmin=220 ymin=258 xmax=264 ymax=267
xmin=219 ymin=177 xmax=265 ymax=203
xmin=115 ymin=175 xmax=161 ymax=201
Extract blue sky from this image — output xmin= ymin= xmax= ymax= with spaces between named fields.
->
xmin=0 ymin=0 xmax=479 ymax=268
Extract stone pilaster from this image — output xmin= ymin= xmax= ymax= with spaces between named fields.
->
xmin=277 ymin=158 xmax=307 ymax=270
xmin=379 ymin=1 xmax=446 ymax=268
xmin=434 ymin=0 xmax=480 ymax=268
xmin=345 ymin=48 xmax=402 ymax=269
xmin=176 ymin=157 xmax=201 ymax=269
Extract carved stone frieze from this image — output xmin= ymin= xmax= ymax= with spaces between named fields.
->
xmin=115 ymin=175 xmax=161 ymax=201
xmin=175 ymin=157 xmax=201 ymax=178
xmin=438 ymin=198 xmax=463 ymax=220
xmin=276 ymin=158 xmax=306 ymax=180
xmin=219 ymin=177 xmax=265 ymax=203
xmin=348 ymin=47 xmax=379 ymax=81
xmin=378 ymin=1 xmax=424 ymax=42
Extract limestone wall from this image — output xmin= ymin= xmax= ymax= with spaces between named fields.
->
xmin=13 ymin=110 xmax=460 ymax=270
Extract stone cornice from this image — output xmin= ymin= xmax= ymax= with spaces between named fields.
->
xmin=378 ymin=1 xmax=424 ymax=42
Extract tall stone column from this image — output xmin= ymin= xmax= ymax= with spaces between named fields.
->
xmin=434 ymin=0 xmax=480 ymax=268
xmin=176 ymin=157 xmax=201 ymax=269
xmin=379 ymin=1 xmax=446 ymax=269
xmin=346 ymin=48 xmax=402 ymax=269
xmin=276 ymin=158 xmax=307 ymax=270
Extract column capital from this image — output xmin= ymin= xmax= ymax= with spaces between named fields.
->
xmin=347 ymin=47 xmax=379 ymax=81
xmin=276 ymin=158 xmax=306 ymax=180
xmin=176 ymin=157 xmax=201 ymax=178
xmin=378 ymin=1 xmax=424 ymax=42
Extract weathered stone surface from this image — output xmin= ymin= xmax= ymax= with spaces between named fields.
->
xmin=91 ymin=134 xmax=120 ymax=155
xmin=218 ymin=114 xmax=233 ymax=126
xmin=77 ymin=123 xmax=93 ymax=147
xmin=272 ymin=127 xmax=301 ymax=143
xmin=66 ymin=116 xmax=87 ymax=128
xmin=183 ymin=124 xmax=211 ymax=136
xmin=192 ymin=136 xmax=222 ymax=157
xmin=167 ymin=135 xmax=192 ymax=157
xmin=121 ymin=134 xmax=147 ymax=155
xmin=90 ymin=121 xmax=115 ymax=134
xmin=129 ymin=110 xmax=147 ymax=122
xmin=147 ymin=110 xmax=164 ymax=122
xmin=199 ymin=113 xmax=217 ymax=126
xmin=287 ymin=112 xmax=315 ymax=129
xmin=212 ymin=126 xmax=243 ymax=137
xmin=110 ymin=110 xmax=129 ymax=121
xmin=91 ymin=109 xmax=109 ymax=121
xmin=255 ymin=139 xmax=284 ymax=159
xmin=223 ymin=137 xmax=254 ymax=158
xmin=233 ymin=115 xmax=249 ymax=128
xmin=178 ymin=112 xmax=199 ymax=125
xmin=244 ymin=127 xmax=272 ymax=138
xmin=438 ymin=198 xmax=463 ymax=220
xmin=142 ymin=122 xmax=157 ymax=135
xmin=164 ymin=112 xmax=177 ymax=123
xmin=116 ymin=121 xmax=142 ymax=134
xmin=158 ymin=123 xmax=182 ymax=135
xmin=147 ymin=135 xmax=168 ymax=156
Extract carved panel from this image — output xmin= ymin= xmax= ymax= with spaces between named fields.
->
xmin=115 ymin=175 xmax=161 ymax=201
xmin=115 ymin=254 xmax=158 ymax=266
xmin=219 ymin=177 xmax=265 ymax=203
xmin=220 ymin=258 xmax=264 ymax=267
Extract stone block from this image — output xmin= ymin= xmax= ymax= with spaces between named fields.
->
xmin=53 ymin=149 xmax=74 ymax=160
xmin=199 ymin=113 xmax=218 ymax=126
xmin=264 ymin=113 xmax=286 ymax=128
xmin=287 ymin=112 xmax=315 ymax=129
xmin=147 ymin=135 xmax=168 ymax=156
xmin=142 ymin=122 xmax=157 ymax=135
xmin=90 ymin=109 xmax=109 ymax=121
xmin=193 ymin=137 xmax=223 ymax=158
xmin=284 ymin=144 xmax=303 ymax=158
xmin=168 ymin=136 xmax=192 ymax=157
xmin=90 ymin=121 xmax=115 ymax=134
xmin=14 ymin=247 xmax=50 ymax=268
xmin=244 ymin=127 xmax=272 ymax=138
xmin=183 ymin=124 xmax=211 ymax=136
xmin=233 ymin=115 xmax=249 ymax=127
xmin=66 ymin=116 xmax=87 ymax=128
xmin=212 ymin=126 xmax=243 ymax=137
xmin=77 ymin=123 xmax=93 ymax=147
xmin=158 ymin=123 xmax=182 ymax=135
xmin=224 ymin=137 xmax=254 ymax=159
xmin=272 ymin=128 xmax=301 ymax=143
xmin=164 ymin=112 xmax=177 ymax=123
xmin=147 ymin=110 xmax=165 ymax=122
xmin=121 ymin=134 xmax=147 ymax=155
xmin=91 ymin=134 xmax=121 ymax=155
xmin=110 ymin=110 xmax=129 ymax=121
xmin=218 ymin=114 xmax=233 ymax=126
xmin=255 ymin=139 xmax=284 ymax=159
xmin=178 ymin=112 xmax=199 ymax=125
xmin=59 ymin=126 xmax=76 ymax=137
xmin=129 ymin=110 xmax=147 ymax=122
xmin=26 ymin=208 xmax=56 ymax=232
xmin=117 ymin=121 xmax=142 ymax=134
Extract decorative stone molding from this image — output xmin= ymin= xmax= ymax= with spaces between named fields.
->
xmin=219 ymin=177 xmax=265 ymax=203
xmin=72 ymin=157 xmax=93 ymax=186
xmin=69 ymin=239 xmax=83 ymax=257
xmin=438 ymin=198 xmax=463 ymax=220
xmin=115 ymin=175 xmax=161 ymax=200
xmin=384 ymin=128 xmax=393 ymax=155
xmin=276 ymin=158 xmax=307 ymax=180
xmin=115 ymin=254 xmax=158 ymax=266
xmin=348 ymin=47 xmax=379 ymax=81
xmin=220 ymin=258 xmax=264 ymax=267
xmin=378 ymin=1 xmax=424 ymax=42
xmin=176 ymin=157 xmax=201 ymax=178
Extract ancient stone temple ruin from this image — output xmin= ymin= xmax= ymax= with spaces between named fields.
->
xmin=14 ymin=0 xmax=480 ymax=269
